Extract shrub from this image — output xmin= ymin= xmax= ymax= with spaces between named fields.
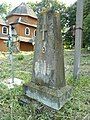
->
xmin=17 ymin=54 xmax=24 ymax=60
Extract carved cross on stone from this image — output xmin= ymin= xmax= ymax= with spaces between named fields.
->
xmin=40 ymin=9 xmax=48 ymax=54
xmin=41 ymin=12 xmax=47 ymax=41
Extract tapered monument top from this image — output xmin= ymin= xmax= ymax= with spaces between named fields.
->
xmin=32 ymin=8 xmax=65 ymax=89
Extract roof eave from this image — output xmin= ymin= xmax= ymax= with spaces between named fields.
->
xmin=9 ymin=21 xmax=37 ymax=28
xmin=6 ymin=13 xmax=38 ymax=19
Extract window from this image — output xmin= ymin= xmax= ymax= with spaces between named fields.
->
xmin=34 ymin=29 xmax=36 ymax=36
xmin=2 ymin=26 xmax=8 ymax=34
xmin=25 ymin=27 xmax=30 ymax=36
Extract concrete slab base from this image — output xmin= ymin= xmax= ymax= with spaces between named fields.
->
xmin=2 ymin=78 xmax=24 ymax=89
xmin=24 ymin=82 xmax=72 ymax=110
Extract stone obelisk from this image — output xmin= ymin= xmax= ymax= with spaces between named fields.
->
xmin=24 ymin=8 xmax=72 ymax=110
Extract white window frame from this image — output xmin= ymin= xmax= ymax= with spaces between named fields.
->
xmin=25 ymin=27 xmax=30 ymax=36
xmin=2 ymin=26 xmax=8 ymax=35
xmin=34 ymin=29 xmax=36 ymax=36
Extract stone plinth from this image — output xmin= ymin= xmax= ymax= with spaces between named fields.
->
xmin=24 ymin=83 xmax=72 ymax=110
xmin=24 ymin=9 xmax=72 ymax=110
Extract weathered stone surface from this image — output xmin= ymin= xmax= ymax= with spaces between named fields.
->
xmin=24 ymin=83 xmax=72 ymax=110
xmin=24 ymin=8 xmax=72 ymax=110
xmin=32 ymin=10 xmax=65 ymax=89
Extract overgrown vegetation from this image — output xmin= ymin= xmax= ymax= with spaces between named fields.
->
xmin=0 ymin=0 xmax=90 ymax=49
xmin=0 ymin=50 xmax=90 ymax=120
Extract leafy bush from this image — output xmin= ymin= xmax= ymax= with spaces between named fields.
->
xmin=17 ymin=54 xmax=24 ymax=61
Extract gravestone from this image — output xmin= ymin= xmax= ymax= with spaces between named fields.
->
xmin=24 ymin=8 xmax=72 ymax=110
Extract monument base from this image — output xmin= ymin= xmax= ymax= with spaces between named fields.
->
xmin=24 ymin=82 xmax=72 ymax=110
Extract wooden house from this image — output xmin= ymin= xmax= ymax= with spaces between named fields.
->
xmin=0 ymin=2 xmax=37 ymax=52
xmin=0 ymin=16 xmax=8 ymax=52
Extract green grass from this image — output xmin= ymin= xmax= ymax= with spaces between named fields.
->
xmin=0 ymin=50 xmax=90 ymax=120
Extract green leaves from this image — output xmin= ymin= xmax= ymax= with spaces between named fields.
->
xmin=64 ymin=0 xmax=90 ymax=49
xmin=27 ymin=0 xmax=67 ymax=31
xmin=0 ymin=3 xmax=11 ymax=19
xmin=83 ymin=14 xmax=90 ymax=48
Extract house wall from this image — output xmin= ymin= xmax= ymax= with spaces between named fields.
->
xmin=14 ymin=24 xmax=36 ymax=38
xmin=0 ymin=24 xmax=9 ymax=34
xmin=0 ymin=24 xmax=9 ymax=52
xmin=0 ymin=13 xmax=37 ymax=52
xmin=0 ymin=39 xmax=8 ymax=52
xmin=20 ymin=41 xmax=34 ymax=51
xmin=7 ymin=15 xmax=37 ymax=25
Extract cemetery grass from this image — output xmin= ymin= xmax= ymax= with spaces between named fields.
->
xmin=0 ymin=50 xmax=90 ymax=120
